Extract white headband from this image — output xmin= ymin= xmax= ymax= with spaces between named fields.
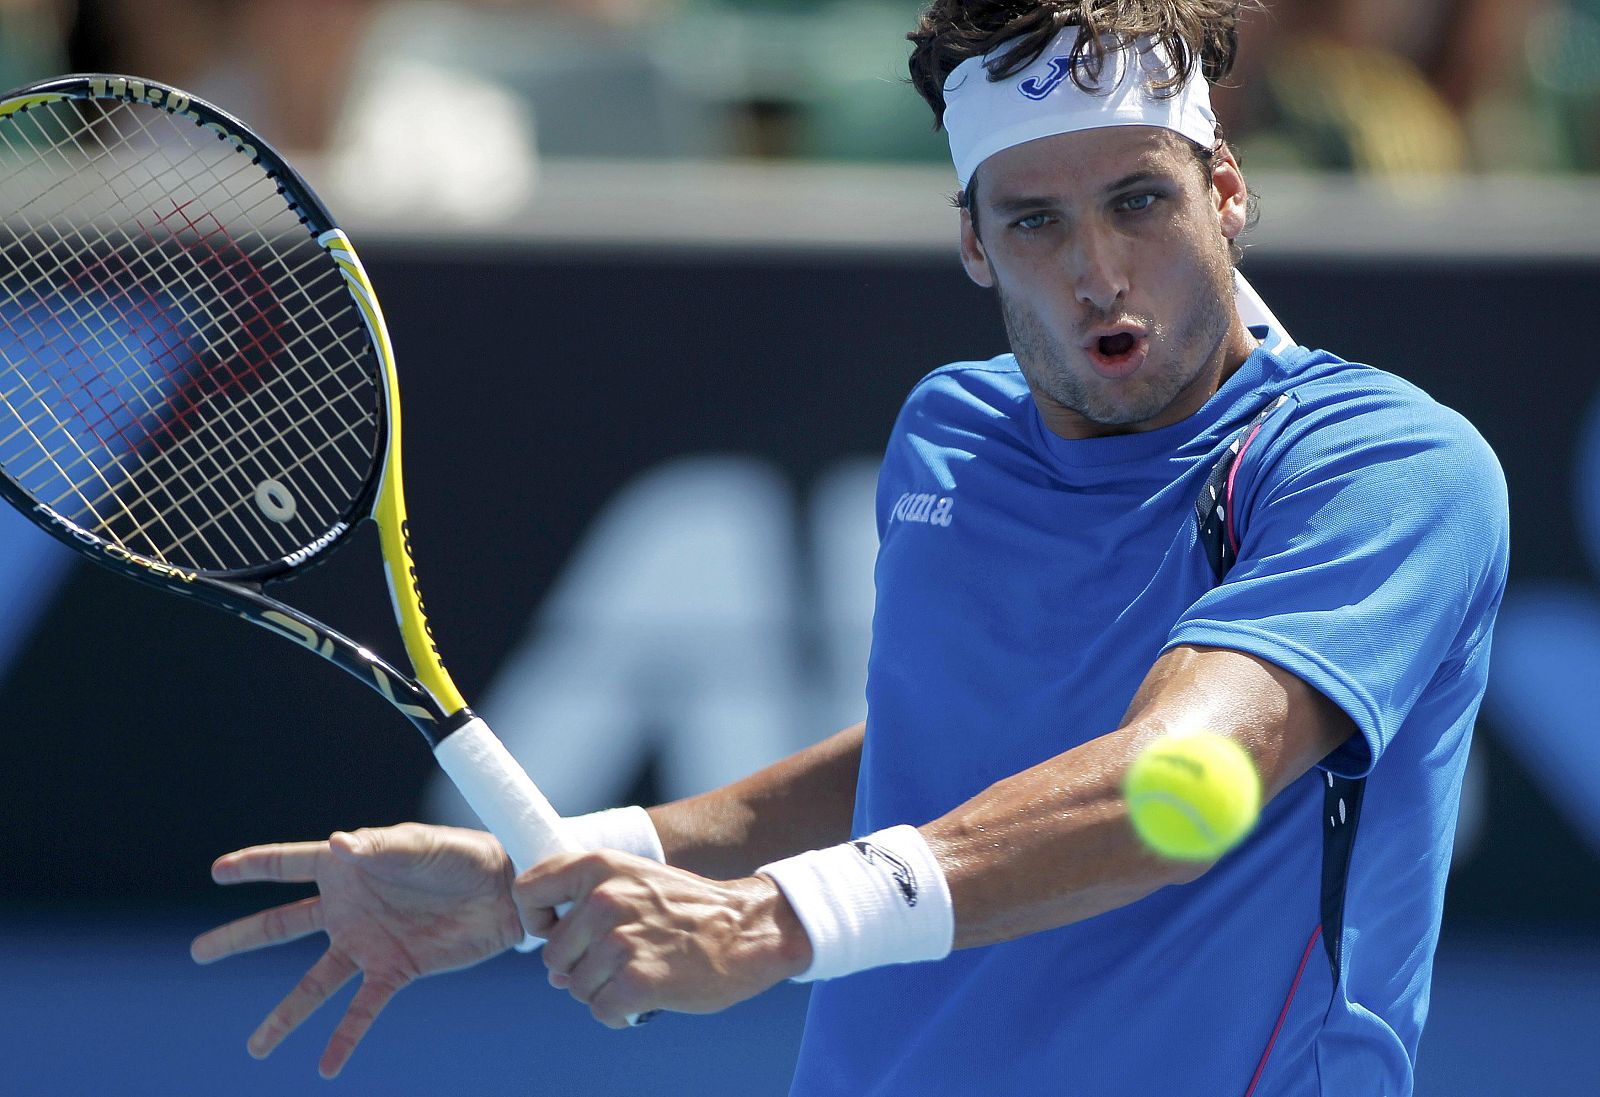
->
xmin=943 ymin=31 xmax=1217 ymax=189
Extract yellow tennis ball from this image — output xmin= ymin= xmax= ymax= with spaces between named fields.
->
xmin=1124 ymin=732 xmax=1262 ymax=860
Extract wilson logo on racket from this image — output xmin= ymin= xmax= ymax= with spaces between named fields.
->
xmin=283 ymin=523 xmax=349 ymax=567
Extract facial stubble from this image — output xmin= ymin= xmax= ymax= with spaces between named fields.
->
xmin=996 ymin=247 xmax=1237 ymax=432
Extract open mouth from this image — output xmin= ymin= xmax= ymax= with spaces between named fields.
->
xmin=1098 ymin=332 xmax=1137 ymax=359
xmin=1087 ymin=330 xmax=1147 ymax=377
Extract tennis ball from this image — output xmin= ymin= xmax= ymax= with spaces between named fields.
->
xmin=1124 ymin=732 xmax=1262 ymax=861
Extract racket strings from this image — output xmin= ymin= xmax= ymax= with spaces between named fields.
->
xmin=22 ymin=191 xmax=366 ymax=555
xmin=0 ymin=265 xmax=373 ymax=569
xmin=0 ymin=105 xmax=302 ymax=566
xmin=0 ymin=98 xmax=371 ymax=560
xmin=0 ymin=99 xmax=336 ymax=563
xmin=0 ymin=234 xmax=273 ymax=565
xmin=91 ymin=352 xmax=376 ymax=561
xmin=0 ymin=93 xmax=381 ymax=573
xmin=0 ymin=223 xmax=365 ymax=516
xmin=0 ymin=199 xmax=286 ymax=563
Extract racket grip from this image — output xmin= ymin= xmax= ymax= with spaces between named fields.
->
xmin=433 ymin=716 xmax=582 ymax=870
xmin=433 ymin=716 xmax=654 ymax=1027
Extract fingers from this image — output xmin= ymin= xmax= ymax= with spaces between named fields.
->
xmin=556 ymin=925 xmax=624 ymax=999
xmin=538 ymin=903 xmax=597 ymax=987
xmin=591 ymin=975 xmax=654 ymax=1030
xmin=212 ymin=841 xmax=328 ymax=884
xmin=576 ymin=936 xmax=666 ymax=1029
xmin=520 ymin=855 xmax=616 ymax=993
xmin=191 ymin=896 xmax=324 ymax=963
xmin=547 ymin=919 xmax=646 ymax=1028
xmin=248 ymin=950 xmax=359 ymax=1059
xmin=512 ymin=851 xmax=594 ymax=938
xmin=318 ymin=975 xmax=405 ymax=1079
xmin=530 ymin=859 xmax=657 ymax=1025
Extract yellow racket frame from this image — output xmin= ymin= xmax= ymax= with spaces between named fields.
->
xmin=321 ymin=230 xmax=468 ymax=717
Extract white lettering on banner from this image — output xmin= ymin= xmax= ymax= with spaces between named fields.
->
xmin=423 ymin=456 xmax=881 ymax=825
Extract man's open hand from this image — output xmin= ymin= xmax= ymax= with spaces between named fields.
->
xmin=191 ymin=823 xmax=521 ymax=1078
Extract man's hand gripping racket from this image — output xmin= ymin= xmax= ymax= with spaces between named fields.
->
xmin=0 ymin=74 xmax=645 ymax=1067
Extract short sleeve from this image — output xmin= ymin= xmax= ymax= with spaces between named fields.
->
xmin=1165 ymin=385 xmax=1510 ymax=776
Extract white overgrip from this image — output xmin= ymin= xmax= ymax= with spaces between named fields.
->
xmin=432 ymin=716 xmax=583 ymax=871
xmin=432 ymin=718 xmax=655 ymax=1025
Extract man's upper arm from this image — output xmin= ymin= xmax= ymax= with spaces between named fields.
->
xmin=1166 ymin=387 xmax=1510 ymax=776
xmin=1122 ymin=644 xmax=1356 ymax=802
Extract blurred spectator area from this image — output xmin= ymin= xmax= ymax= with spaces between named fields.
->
xmin=8 ymin=0 xmax=946 ymax=164
xmin=1222 ymin=0 xmax=1600 ymax=173
xmin=3 ymin=0 xmax=1595 ymax=176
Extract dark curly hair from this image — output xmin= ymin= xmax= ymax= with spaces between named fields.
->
xmin=907 ymin=1 xmax=1255 ymax=130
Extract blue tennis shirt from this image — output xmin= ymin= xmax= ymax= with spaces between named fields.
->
xmin=789 ymin=330 xmax=1509 ymax=1096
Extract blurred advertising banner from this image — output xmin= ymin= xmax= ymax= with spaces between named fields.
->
xmin=0 ymin=235 xmax=1595 ymax=933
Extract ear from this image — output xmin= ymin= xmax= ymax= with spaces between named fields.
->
xmin=959 ymin=206 xmax=995 ymax=289
xmin=1211 ymin=144 xmax=1248 ymax=243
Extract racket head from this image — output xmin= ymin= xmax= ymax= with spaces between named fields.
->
xmin=0 ymin=74 xmax=388 ymax=584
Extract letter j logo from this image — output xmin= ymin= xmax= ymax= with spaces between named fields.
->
xmin=1020 ymin=56 xmax=1085 ymax=100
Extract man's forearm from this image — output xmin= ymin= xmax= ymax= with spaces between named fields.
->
xmin=648 ymin=722 xmax=864 ymax=879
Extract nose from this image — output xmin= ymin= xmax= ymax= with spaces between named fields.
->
xmin=1070 ymin=225 xmax=1127 ymax=314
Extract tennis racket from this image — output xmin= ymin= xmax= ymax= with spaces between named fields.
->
xmin=0 ymin=73 xmax=595 ymax=959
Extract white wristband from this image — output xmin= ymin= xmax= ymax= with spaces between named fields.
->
xmin=561 ymin=805 xmax=667 ymax=864
xmin=511 ymin=806 xmax=666 ymax=953
xmin=758 ymin=824 xmax=954 ymax=983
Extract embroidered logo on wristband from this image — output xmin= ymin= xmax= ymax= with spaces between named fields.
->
xmin=851 ymin=840 xmax=919 ymax=906
xmin=759 ymin=824 xmax=954 ymax=982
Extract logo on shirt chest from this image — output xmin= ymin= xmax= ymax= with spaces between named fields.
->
xmin=890 ymin=491 xmax=955 ymax=528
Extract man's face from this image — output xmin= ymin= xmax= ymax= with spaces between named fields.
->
xmin=959 ymin=126 xmax=1251 ymax=439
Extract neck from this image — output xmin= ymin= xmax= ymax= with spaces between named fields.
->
xmin=1215 ymin=313 xmax=1262 ymax=390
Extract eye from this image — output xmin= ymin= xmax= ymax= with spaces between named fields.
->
xmin=1117 ymin=192 xmax=1158 ymax=213
xmin=1011 ymin=212 xmax=1054 ymax=231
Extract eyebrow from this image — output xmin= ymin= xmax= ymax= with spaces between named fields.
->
xmin=1102 ymin=168 xmax=1168 ymax=194
xmin=985 ymin=168 xmax=1172 ymax=213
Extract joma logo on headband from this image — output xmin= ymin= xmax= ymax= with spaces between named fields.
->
xmin=1019 ymin=55 xmax=1090 ymax=100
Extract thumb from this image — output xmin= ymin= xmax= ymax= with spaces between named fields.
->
xmin=513 ymin=852 xmax=591 ymax=934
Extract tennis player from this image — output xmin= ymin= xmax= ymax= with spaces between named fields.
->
xmin=194 ymin=2 xmax=1509 ymax=1092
